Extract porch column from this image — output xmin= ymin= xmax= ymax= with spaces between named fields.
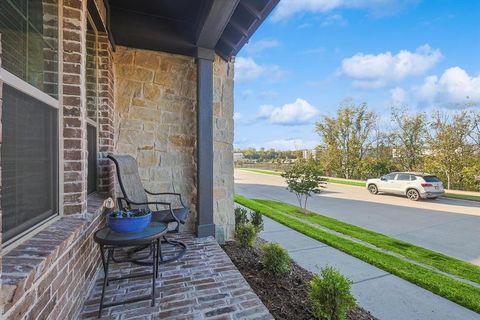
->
xmin=196 ymin=48 xmax=215 ymax=237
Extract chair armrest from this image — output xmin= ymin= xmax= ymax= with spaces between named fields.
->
xmin=127 ymin=199 xmax=172 ymax=208
xmin=123 ymin=198 xmax=181 ymax=224
xmin=144 ymin=190 xmax=187 ymax=208
xmin=144 ymin=191 xmax=181 ymax=196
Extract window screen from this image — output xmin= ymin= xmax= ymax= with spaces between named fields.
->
xmin=0 ymin=0 xmax=58 ymax=97
xmin=87 ymin=125 xmax=97 ymax=194
xmin=1 ymin=84 xmax=59 ymax=242
xmin=86 ymin=16 xmax=98 ymax=194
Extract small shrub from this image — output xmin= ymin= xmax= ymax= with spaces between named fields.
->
xmin=235 ymin=223 xmax=257 ymax=248
xmin=250 ymin=210 xmax=264 ymax=233
xmin=309 ymin=266 xmax=356 ymax=320
xmin=234 ymin=207 xmax=249 ymax=231
xmin=281 ymin=159 xmax=326 ymax=213
xmin=261 ymin=243 xmax=290 ymax=274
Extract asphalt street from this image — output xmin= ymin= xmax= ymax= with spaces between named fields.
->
xmin=235 ymin=169 xmax=480 ymax=265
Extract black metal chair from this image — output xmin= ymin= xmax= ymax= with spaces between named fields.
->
xmin=107 ymin=154 xmax=189 ymax=263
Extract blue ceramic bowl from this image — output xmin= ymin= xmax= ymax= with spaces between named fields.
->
xmin=107 ymin=211 xmax=152 ymax=233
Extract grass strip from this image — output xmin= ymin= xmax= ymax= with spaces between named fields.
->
xmin=250 ymin=198 xmax=480 ymax=285
xmin=235 ymin=195 xmax=480 ymax=313
xmin=444 ymin=193 xmax=480 ymax=202
xmin=238 ymin=168 xmax=282 ymax=175
xmin=324 ymin=178 xmax=365 ymax=187
xmin=238 ymin=168 xmax=366 ymax=187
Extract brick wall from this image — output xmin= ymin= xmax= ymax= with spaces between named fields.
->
xmin=42 ymin=0 xmax=59 ymax=98
xmin=1 ymin=0 xmax=114 ymax=318
xmin=1 ymin=196 xmax=105 ymax=320
xmin=62 ymin=0 xmax=88 ymax=216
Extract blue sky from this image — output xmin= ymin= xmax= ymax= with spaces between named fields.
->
xmin=233 ymin=0 xmax=480 ymax=150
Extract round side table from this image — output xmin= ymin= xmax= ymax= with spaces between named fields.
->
xmin=93 ymin=222 xmax=167 ymax=318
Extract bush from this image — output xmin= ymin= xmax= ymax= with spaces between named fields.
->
xmin=261 ymin=243 xmax=290 ymax=274
xmin=235 ymin=223 xmax=257 ymax=248
xmin=234 ymin=207 xmax=249 ymax=231
xmin=309 ymin=266 xmax=356 ymax=320
xmin=250 ymin=210 xmax=264 ymax=232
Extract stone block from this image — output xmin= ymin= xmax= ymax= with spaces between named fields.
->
xmin=135 ymin=50 xmax=160 ymax=69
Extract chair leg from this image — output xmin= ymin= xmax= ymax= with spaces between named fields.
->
xmin=156 ymin=238 xmax=161 ymax=278
xmin=159 ymin=235 xmax=187 ymax=264
xmin=151 ymin=242 xmax=156 ymax=307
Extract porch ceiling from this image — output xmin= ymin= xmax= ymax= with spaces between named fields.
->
xmin=106 ymin=0 xmax=279 ymax=59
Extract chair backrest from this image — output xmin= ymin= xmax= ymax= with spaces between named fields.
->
xmin=108 ymin=155 xmax=148 ymax=209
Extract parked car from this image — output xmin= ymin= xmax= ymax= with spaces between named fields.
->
xmin=366 ymin=172 xmax=445 ymax=201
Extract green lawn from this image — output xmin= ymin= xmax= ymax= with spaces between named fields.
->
xmin=235 ymin=195 xmax=480 ymax=313
xmin=324 ymin=178 xmax=365 ymax=187
xmin=238 ymin=168 xmax=480 ymax=202
xmin=242 ymin=198 xmax=480 ymax=285
xmin=238 ymin=168 xmax=283 ymax=176
xmin=444 ymin=193 xmax=480 ymax=202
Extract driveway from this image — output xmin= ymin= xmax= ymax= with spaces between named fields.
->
xmin=234 ymin=169 xmax=480 ymax=265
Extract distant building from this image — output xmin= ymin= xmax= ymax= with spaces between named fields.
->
xmin=233 ymin=152 xmax=244 ymax=162
xmin=302 ymin=149 xmax=318 ymax=160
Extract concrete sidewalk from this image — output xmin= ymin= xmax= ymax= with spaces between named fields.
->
xmin=259 ymin=216 xmax=480 ymax=320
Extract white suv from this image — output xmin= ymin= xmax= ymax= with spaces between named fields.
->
xmin=366 ymin=172 xmax=445 ymax=201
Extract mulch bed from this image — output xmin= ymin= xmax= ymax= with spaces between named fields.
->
xmin=222 ymin=239 xmax=376 ymax=320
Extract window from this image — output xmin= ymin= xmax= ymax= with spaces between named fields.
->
xmin=0 ymin=0 xmax=59 ymax=243
xmin=383 ymin=174 xmax=396 ymax=180
xmin=0 ymin=0 xmax=58 ymax=97
xmin=423 ymin=176 xmax=441 ymax=183
xmin=86 ymin=15 xmax=98 ymax=194
xmin=397 ymin=174 xmax=411 ymax=181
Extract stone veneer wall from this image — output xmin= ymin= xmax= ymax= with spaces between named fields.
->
xmin=213 ymin=56 xmax=235 ymax=239
xmin=114 ymin=47 xmax=198 ymax=232
xmin=114 ymin=47 xmax=235 ymax=238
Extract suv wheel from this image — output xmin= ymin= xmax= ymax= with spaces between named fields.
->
xmin=406 ymin=189 xmax=420 ymax=201
xmin=368 ymin=184 xmax=378 ymax=195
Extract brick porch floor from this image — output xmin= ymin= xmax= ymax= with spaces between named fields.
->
xmin=78 ymin=234 xmax=272 ymax=320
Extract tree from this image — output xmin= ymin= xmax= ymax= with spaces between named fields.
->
xmin=281 ymin=159 xmax=326 ymax=213
xmin=470 ymin=110 xmax=480 ymax=149
xmin=390 ymin=107 xmax=427 ymax=171
xmin=315 ymin=100 xmax=377 ymax=179
xmin=425 ymin=110 xmax=475 ymax=190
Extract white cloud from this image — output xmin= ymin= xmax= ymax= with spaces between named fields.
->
xmin=390 ymin=87 xmax=408 ymax=105
xmin=321 ymin=14 xmax=348 ymax=26
xmin=234 ymin=57 xmax=284 ymax=81
xmin=245 ymin=39 xmax=280 ymax=55
xmin=339 ymin=44 xmax=442 ymax=89
xmin=264 ymin=139 xmax=318 ymax=151
xmin=257 ymin=98 xmax=318 ymax=126
xmin=233 ymin=112 xmax=243 ymax=121
xmin=414 ymin=67 xmax=480 ymax=107
xmin=272 ymin=0 xmax=418 ymax=21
